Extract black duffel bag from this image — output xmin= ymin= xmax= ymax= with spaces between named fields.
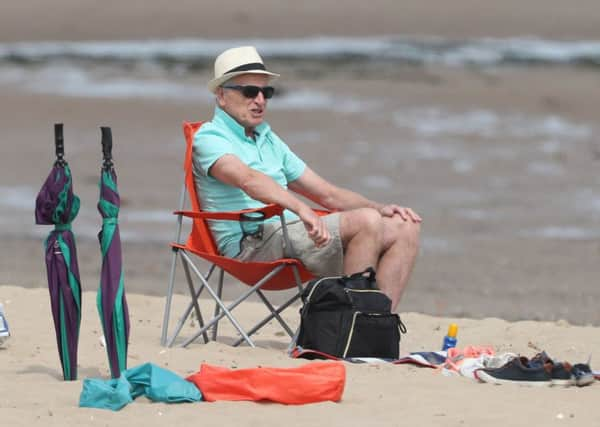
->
xmin=295 ymin=267 xmax=406 ymax=359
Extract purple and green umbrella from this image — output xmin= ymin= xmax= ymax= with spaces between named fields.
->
xmin=97 ymin=126 xmax=130 ymax=379
xmin=35 ymin=123 xmax=82 ymax=381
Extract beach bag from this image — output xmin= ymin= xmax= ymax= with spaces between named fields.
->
xmin=296 ymin=267 xmax=406 ymax=359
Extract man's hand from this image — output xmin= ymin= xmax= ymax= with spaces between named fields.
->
xmin=298 ymin=206 xmax=331 ymax=247
xmin=379 ymin=204 xmax=422 ymax=223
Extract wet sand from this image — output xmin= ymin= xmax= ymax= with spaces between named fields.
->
xmin=2 ymin=66 xmax=599 ymax=325
xmin=2 ymin=0 xmax=600 ymax=41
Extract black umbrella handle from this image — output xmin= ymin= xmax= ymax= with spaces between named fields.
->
xmin=54 ymin=123 xmax=66 ymax=167
xmin=100 ymin=126 xmax=114 ymax=170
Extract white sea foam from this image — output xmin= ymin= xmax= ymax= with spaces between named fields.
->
xmin=122 ymin=210 xmax=172 ymax=223
xmin=2 ymin=36 xmax=600 ymax=67
xmin=393 ymin=108 xmax=592 ymax=141
xmin=573 ymin=188 xmax=600 ymax=214
xmin=0 ymin=186 xmax=37 ymax=210
xmin=360 ymin=175 xmax=394 ymax=190
xmin=0 ymin=64 xmax=378 ymax=113
xmin=271 ymin=89 xmax=379 ymax=113
xmin=0 ymin=64 xmax=208 ymax=102
xmin=526 ymin=161 xmax=565 ymax=176
xmin=521 ymin=226 xmax=600 ymax=240
xmin=420 ymin=236 xmax=458 ymax=253
xmin=454 ymin=208 xmax=498 ymax=221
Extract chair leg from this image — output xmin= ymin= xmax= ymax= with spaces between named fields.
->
xmin=231 ymin=292 xmax=301 ymax=347
xmin=162 ymin=182 xmax=187 ymax=346
xmin=256 ymin=289 xmax=295 ymax=336
xmin=211 ymin=268 xmax=224 ymax=341
xmin=179 ymin=252 xmax=291 ymax=348
xmin=231 ymin=263 xmax=305 ymax=347
xmin=180 ymin=256 xmax=210 ymax=344
xmin=180 ymin=251 xmax=282 ymax=347
xmin=161 ymin=247 xmax=180 ymax=346
xmin=165 ymin=261 xmax=217 ymax=347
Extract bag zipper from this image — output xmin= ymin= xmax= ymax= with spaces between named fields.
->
xmin=342 ymin=311 xmax=360 ymax=358
xmin=305 ymin=275 xmax=343 ymax=304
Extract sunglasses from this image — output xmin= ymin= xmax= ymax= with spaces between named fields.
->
xmin=221 ymin=85 xmax=275 ymax=99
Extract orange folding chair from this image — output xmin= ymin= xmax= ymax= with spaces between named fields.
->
xmin=161 ymin=121 xmax=326 ymax=348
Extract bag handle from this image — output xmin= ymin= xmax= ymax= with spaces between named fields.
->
xmin=347 ymin=267 xmax=376 ymax=282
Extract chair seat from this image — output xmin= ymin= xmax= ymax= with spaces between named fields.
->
xmin=170 ymin=242 xmax=314 ymax=291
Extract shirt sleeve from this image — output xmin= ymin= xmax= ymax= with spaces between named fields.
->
xmin=192 ymin=125 xmax=235 ymax=177
xmin=271 ymin=132 xmax=306 ymax=182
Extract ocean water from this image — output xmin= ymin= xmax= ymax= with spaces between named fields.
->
xmin=2 ymin=36 xmax=600 ymax=67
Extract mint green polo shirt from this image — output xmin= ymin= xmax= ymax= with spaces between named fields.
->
xmin=192 ymin=107 xmax=306 ymax=257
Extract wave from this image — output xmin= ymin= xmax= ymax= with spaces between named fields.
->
xmin=1 ymin=36 xmax=600 ymax=69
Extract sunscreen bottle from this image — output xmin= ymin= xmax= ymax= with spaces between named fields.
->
xmin=442 ymin=323 xmax=458 ymax=351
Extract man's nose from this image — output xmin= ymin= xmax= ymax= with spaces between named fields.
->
xmin=253 ymin=90 xmax=266 ymax=104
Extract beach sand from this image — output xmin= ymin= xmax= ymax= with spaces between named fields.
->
xmin=2 ymin=0 xmax=600 ymax=41
xmin=1 ymin=1 xmax=600 ymax=425
xmin=1 ymin=285 xmax=599 ymax=426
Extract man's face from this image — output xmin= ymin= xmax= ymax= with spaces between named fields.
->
xmin=216 ymin=73 xmax=271 ymax=133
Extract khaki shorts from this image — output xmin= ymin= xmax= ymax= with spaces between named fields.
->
xmin=236 ymin=213 xmax=343 ymax=277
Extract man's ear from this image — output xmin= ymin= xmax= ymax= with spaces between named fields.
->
xmin=215 ymin=87 xmax=226 ymax=107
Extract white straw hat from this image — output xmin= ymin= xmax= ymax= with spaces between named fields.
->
xmin=207 ymin=46 xmax=280 ymax=93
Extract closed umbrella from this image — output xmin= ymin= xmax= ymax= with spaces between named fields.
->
xmin=96 ymin=126 xmax=130 ymax=378
xmin=35 ymin=123 xmax=82 ymax=381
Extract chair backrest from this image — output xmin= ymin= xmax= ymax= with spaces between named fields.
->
xmin=181 ymin=121 xmax=220 ymax=255
xmin=178 ymin=121 xmax=316 ymax=291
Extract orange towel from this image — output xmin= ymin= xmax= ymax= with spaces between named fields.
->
xmin=186 ymin=362 xmax=345 ymax=404
xmin=444 ymin=345 xmax=495 ymax=372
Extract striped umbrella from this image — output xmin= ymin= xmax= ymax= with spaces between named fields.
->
xmin=96 ymin=127 xmax=130 ymax=378
xmin=34 ymin=123 xmax=82 ymax=381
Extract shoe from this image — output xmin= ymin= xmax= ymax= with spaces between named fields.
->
xmin=528 ymin=352 xmax=573 ymax=387
xmin=571 ymin=363 xmax=595 ymax=387
xmin=474 ymin=356 xmax=552 ymax=386
xmin=458 ymin=353 xmax=517 ymax=379
xmin=530 ymin=351 xmax=596 ymax=387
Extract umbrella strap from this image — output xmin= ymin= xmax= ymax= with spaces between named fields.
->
xmin=103 ymin=218 xmax=118 ymax=226
xmin=54 ymin=224 xmax=72 ymax=231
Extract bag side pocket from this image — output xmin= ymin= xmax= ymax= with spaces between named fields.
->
xmin=343 ymin=313 xmax=401 ymax=359
xmin=297 ymin=310 xmax=351 ymax=357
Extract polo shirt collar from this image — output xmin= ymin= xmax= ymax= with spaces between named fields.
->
xmin=213 ymin=106 xmax=270 ymax=142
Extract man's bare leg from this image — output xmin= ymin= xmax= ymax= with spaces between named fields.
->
xmin=339 ymin=208 xmax=384 ymax=275
xmin=376 ymin=216 xmax=420 ymax=310
xmin=339 ymin=209 xmax=420 ymax=311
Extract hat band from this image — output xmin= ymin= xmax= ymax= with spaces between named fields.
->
xmin=224 ymin=62 xmax=266 ymax=75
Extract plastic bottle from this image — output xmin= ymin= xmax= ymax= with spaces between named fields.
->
xmin=441 ymin=323 xmax=458 ymax=351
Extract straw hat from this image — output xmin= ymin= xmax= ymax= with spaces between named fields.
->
xmin=207 ymin=46 xmax=280 ymax=93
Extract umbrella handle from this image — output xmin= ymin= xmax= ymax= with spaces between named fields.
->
xmin=100 ymin=126 xmax=114 ymax=170
xmin=54 ymin=123 xmax=66 ymax=167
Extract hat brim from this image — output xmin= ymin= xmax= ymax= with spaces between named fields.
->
xmin=207 ymin=70 xmax=280 ymax=93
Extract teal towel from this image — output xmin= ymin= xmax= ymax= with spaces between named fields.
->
xmin=79 ymin=363 xmax=202 ymax=410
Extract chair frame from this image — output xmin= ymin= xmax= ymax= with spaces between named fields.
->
xmin=161 ymin=121 xmax=322 ymax=348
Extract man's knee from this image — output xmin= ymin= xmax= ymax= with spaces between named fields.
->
xmin=340 ymin=208 xmax=384 ymax=243
xmin=388 ymin=215 xmax=420 ymax=249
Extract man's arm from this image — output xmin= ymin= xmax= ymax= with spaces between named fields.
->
xmin=209 ymin=154 xmax=331 ymax=246
xmin=288 ymin=167 xmax=422 ymax=222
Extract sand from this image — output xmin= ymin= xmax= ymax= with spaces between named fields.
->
xmin=1 ymin=1 xmax=600 ymax=425
xmin=1 ymin=285 xmax=599 ymax=426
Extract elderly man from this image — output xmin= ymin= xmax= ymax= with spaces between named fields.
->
xmin=193 ymin=46 xmax=421 ymax=311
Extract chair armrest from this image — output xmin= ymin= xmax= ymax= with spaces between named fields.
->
xmin=174 ymin=204 xmax=285 ymax=221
